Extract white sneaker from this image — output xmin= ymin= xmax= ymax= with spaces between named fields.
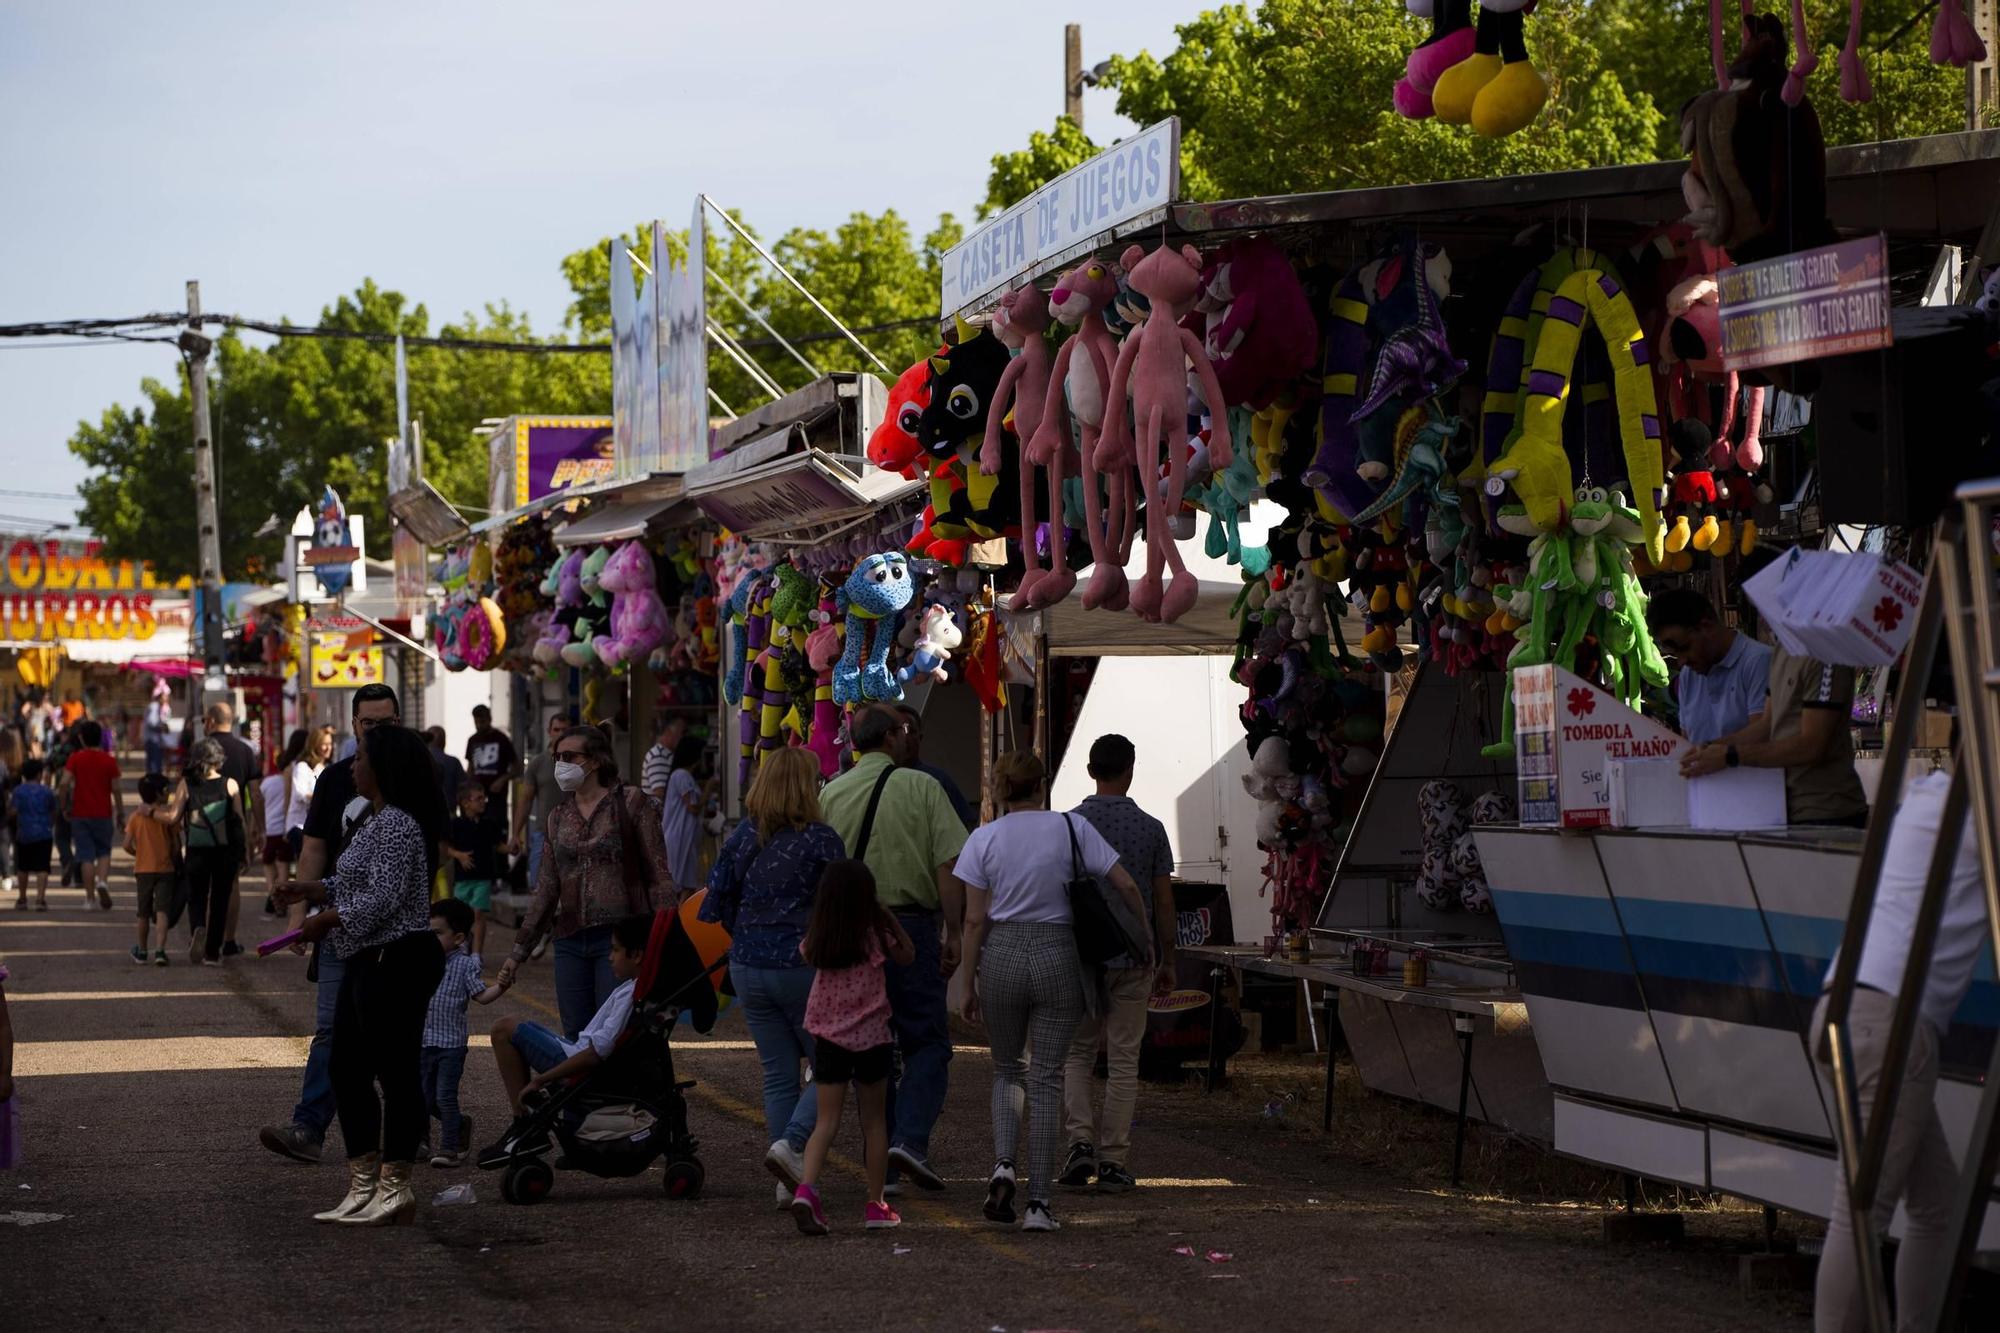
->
xmin=763 ymin=1139 xmax=805 ymax=1189
xmin=1022 ymin=1200 xmax=1060 ymax=1232
xmin=775 ymin=1180 xmax=793 ymax=1210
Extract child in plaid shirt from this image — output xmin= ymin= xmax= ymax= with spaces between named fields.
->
xmin=423 ymin=898 xmax=508 ymax=1167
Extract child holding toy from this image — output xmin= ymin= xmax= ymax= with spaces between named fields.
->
xmin=789 ymin=859 xmax=915 ymax=1236
xmin=446 ymin=784 xmax=498 ymax=957
xmin=422 ymin=897 xmax=508 ymax=1167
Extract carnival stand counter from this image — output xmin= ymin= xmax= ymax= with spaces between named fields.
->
xmin=1187 ymin=928 xmax=1549 ymax=1178
xmin=1474 ymin=820 xmax=2000 ymax=1247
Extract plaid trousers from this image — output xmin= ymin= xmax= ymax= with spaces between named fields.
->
xmin=978 ymin=921 xmax=1085 ymax=1202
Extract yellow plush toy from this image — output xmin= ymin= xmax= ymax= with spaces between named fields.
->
xmin=1432 ymin=0 xmax=1547 ymax=137
xmin=1486 ymin=249 xmax=1667 ymax=565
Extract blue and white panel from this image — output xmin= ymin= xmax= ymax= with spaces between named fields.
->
xmin=1478 ymin=828 xmax=1679 ymax=1110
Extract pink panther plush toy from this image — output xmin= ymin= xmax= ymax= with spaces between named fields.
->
xmin=1099 ymin=242 xmax=1234 ymax=624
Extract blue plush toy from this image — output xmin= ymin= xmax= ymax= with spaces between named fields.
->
xmin=833 ymin=552 xmax=915 ymax=705
xmin=720 ymin=576 xmax=757 ymax=707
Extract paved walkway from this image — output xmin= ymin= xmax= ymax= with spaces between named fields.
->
xmin=0 ymin=853 xmax=1812 ymax=1331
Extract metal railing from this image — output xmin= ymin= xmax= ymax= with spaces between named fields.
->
xmin=1819 ymin=490 xmax=2000 ymax=1330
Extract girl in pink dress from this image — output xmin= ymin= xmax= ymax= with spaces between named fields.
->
xmin=788 ymin=860 xmax=914 ymax=1235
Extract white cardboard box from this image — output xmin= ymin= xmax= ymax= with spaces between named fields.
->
xmin=1687 ymin=766 xmax=1789 ymax=830
xmin=1610 ymin=758 xmax=1690 ymax=828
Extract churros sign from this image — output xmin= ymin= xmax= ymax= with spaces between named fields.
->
xmin=0 ymin=537 xmax=192 ymax=641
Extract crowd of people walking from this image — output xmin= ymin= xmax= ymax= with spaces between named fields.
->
xmin=6 ymin=678 xmax=1182 ymax=1237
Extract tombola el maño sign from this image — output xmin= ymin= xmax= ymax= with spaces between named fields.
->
xmin=1514 ymin=664 xmax=1682 ymax=830
xmin=0 ymin=536 xmax=191 ymax=641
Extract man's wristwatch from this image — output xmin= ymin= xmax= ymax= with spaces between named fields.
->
xmin=1724 ymin=745 xmax=1741 ymax=768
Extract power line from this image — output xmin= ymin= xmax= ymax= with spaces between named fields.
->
xmin=0 ymin=310 xmax=938 ymax=356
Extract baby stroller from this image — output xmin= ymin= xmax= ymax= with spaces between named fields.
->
xmin=481 ymin=907 xmax=729 ymax=1205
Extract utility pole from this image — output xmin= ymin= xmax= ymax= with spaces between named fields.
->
xmin=1065 ymin=23 xmax=1084 ymax=132
xmin=180 ymin=280 xmax=227 ymax=696
xmin=1971 ymin=0 xmax=1997 ymax=130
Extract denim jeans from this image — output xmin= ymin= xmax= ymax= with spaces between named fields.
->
xmin=553 ymin=923 xmax=617 ymax=1040
xmin=883 ymin=908 xmax=951 ymax=1160
xmin=420 ymin=1045 xmax=471 ymax=1152
xmin=527 ymin=828 xmax=546 ymax=886
xmin=144 ymin=738 xmax=166 ymax=775
xmin=292 ymin=946 xmax=345 ymax=1139
xmin=731 ymin=961 xmax=818 ymax=1152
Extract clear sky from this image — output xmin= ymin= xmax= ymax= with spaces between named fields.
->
xmin=0 ymin=1 xmax=1187 ymax=533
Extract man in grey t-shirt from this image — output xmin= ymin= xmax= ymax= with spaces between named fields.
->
xmin=507 ymin=712 xmax=572 ymax=885
xmin=1061 ymin=734 xmax=1177 ymax=1193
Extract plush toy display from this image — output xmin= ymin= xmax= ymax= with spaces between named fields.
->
xmin=983 ymin=285 xmax=1073 ymax=609
xmin=804 ymin=582 xmax=845 ymax=777
xmin=832 ymin=552 xmax=915 ymax=705
xmin=1031 ymin=261 xmax=1131 ymax=611
xmin=1665 ymin=418 xmax=1721 ymax=556
xmin=591 ymin=540 xmax=671 ymax=670
xmin=1099 ymin=242 xmax=1235 ymax=624
xmin=916 ymin=328 xmax=1012 ymax=461
xmin=719 ymin=575 xmax=756 ymax=707
xmin=533 ymin=549 xmax=587 ymax=670
xmin=1431 ymin=0 xmax=1547 ymax=138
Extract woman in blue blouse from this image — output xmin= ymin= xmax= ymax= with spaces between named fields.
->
xmin=281 ymin=724 xmax=447 ymax=1226
xmin=700 ymin=746 xmax=844 ymax=1202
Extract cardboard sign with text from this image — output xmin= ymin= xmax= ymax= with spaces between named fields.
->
xmin=1515 ymin=664 xmax=1682 ymax=829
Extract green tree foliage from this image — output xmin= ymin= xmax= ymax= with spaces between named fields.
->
xmin=72 ymin=282 xmax=607 ymax=578
xmin=983 ymin=0 xmax=1965 ymax=211
xmin=558 ymin=206 xmax=961 ymax=413
xmin=73 ymin=207 xmax=961 ymax=577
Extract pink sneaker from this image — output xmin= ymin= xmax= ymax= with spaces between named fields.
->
xmin=790 ymin=1183 xmax=829 ymax=1236
xmin=865 ymin=1201 xmax=902 ymax=1230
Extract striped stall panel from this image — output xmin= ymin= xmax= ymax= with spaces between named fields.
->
xmin=1476 ymin=828 xmax=1680 ymax=1110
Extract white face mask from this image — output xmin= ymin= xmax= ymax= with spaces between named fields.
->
xmin=553 ymin=761 xmax=588 ymax=793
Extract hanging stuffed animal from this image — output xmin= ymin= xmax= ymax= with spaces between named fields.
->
xmin=459 ymin=596 xmax=506 ymax=670
xmin=1933 ymin=0 xmax=1988 ymax=68
xmin=1194 ymin=235 xmax=1318 ymax=409
xmin=1099 ymin=242 xmax=1235 ymax=624
xmin=1432 ymin=0 xmax=1547 ymax=138
xmin=592 ymin=541 xmax=671 ymax=670
xmin=896 ymin=603 xmax=963 ymax=686
xmin=719 ymin=575 xmax=756 ymax=707
xmin=1682 ymin=8 xmax=1833 ymax=264
xmin=983 ymin=285 xmax=1072 ymax=609
xmin=1665 ymin=418 xmax=1721 ymax=556
xmin=1032 ymin=261 xmax=1132 ymax=612
xmin=1397 ymin=1 xmax=1478 ymax=119
xmin=533 ymin=549 xmax=586 ymax=669
xmin=832 ymin=553 xmax=915 ymax=705
xmin=803 ymin=582 xmax=846 ymax=777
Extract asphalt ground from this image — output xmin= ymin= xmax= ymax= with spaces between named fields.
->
xmin=0 ymin=850 xmax=1815 ymax=1331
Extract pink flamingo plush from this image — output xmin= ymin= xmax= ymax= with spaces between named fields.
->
xmin=1099 ymin=243 xmax=1234 ymax=624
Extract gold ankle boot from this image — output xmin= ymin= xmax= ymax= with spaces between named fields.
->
xmin=341 ymin=1159 xmax=416 ymax=1226
xmin=315 ymin=1153 xmax=380 ymax=1223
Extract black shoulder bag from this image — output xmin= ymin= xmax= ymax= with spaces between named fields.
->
xmin=850 ymin=766 xmax=897 ymax=862
xmin=1065 ymin=815 xmax=1146 ymax=966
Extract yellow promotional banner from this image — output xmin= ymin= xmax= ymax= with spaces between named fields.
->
xmin=306 ymin=615 xmax=384 ymax=689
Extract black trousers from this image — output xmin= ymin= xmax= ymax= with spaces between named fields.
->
xmin=331 ymin=930 xmax=446 ymax=1163
xmin=187 ymin=847 xmax=239 ymax=961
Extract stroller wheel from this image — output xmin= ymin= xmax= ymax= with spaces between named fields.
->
xmin=502 ymin=1159 xmax=554 ymax=1206
xmin=662 ymin=1158 xmax=705 ymax=1200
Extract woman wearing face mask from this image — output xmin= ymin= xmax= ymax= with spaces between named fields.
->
xmin=497 ymin=723 xmax=675 ymax=1038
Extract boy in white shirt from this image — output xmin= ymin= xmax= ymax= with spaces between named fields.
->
xmin=487 ymin=913 xmax=648 ymax=1123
